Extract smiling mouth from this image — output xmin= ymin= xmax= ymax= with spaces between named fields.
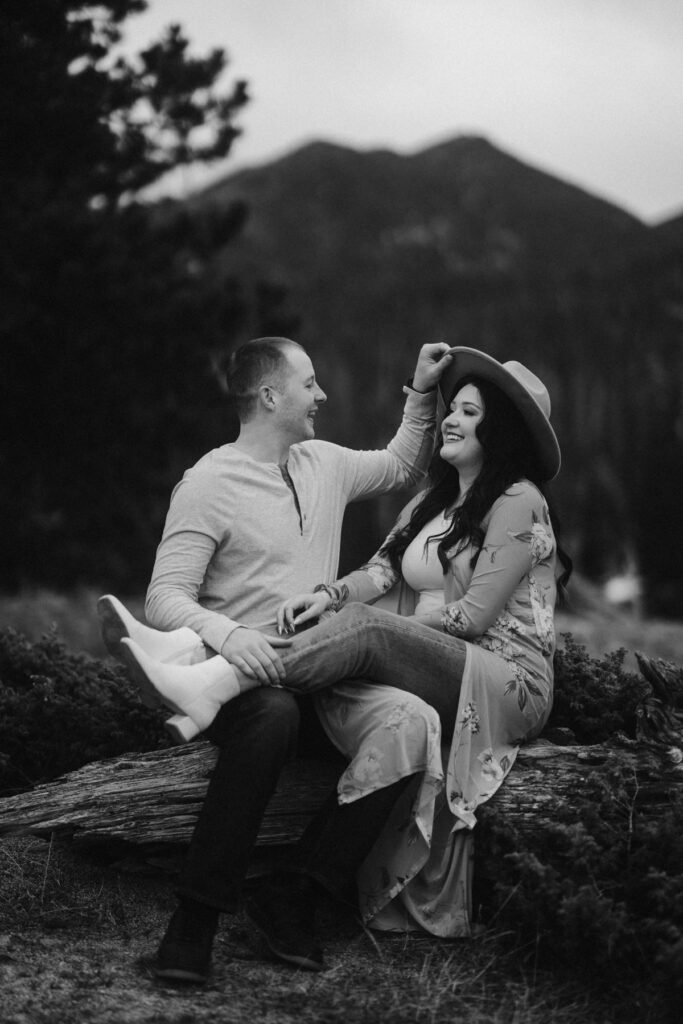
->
xmin=443 ymin=432 xmax=463 ymax=443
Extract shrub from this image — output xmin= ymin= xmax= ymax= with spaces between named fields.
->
xmin=551 ymin=633 xmax=649 ymax=742
xmin=479 ymin=765 xmax=683 ymax=1021
xmin=474 ymin=635 xmax=683 ymax=1021
xmin=1 ymin=626 xmax=681 ymax=1017
xmin=0 ymin=627 xmax=168 ymax=795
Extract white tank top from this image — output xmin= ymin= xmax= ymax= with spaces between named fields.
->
xmin=401 ymin=511 xmax=452 ymax=615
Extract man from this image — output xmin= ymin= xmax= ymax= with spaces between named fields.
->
xmin=118 ymin=336 xmax=451 ymax=982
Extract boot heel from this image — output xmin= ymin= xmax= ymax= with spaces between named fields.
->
xmin=165 ymin=714 xmax=201 ymax=744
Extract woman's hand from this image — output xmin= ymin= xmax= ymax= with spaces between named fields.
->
xmin=277 ymin=591 xmax=332 ymax=635
xmin=409 ymin=610 xmax=445 ymax=631
xmin=411 ymin=342 xmax=454 ymax=393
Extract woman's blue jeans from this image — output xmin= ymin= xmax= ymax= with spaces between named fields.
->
xmin=178 ymin=604 xmax=467 ymax=912
xmin=282 ymin=603 xmax=467 ymax=736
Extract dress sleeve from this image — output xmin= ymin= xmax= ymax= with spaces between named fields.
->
xmin=441 ymin=484 xmax=555 ymax=639
xmin=324 ymin=495 xmax=421 ymax=605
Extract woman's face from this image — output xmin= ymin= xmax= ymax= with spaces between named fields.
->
xmin=440 ymin=383 xmax=485 ymax=476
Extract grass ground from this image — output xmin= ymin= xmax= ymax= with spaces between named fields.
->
xmin=1 ymin=586 xmax=680 ymax=1022
xmin=0 ymin=835 xmax=655 ymax=1024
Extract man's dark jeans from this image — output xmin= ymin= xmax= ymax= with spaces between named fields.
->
xmin=176 ymin=686 xmax=412 ymax=912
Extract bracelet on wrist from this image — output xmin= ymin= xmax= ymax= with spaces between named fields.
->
xmin=313 ymin=583 xmax=347 ymax=613
xmin=406 ymin=375 xmax=436 ymax=395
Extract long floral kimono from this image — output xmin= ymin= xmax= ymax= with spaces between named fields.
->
xmin=313 ymin=479 xmax=558 ymax=935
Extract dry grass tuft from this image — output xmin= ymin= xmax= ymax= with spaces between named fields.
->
xmin=0 ymin=836 xmax=663 ymax=1024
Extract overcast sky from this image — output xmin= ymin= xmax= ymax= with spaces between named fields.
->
xmin=122 ymin=0 xmax=683 ymax=223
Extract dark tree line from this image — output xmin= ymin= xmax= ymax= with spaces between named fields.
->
xmin=0 ymin=1 xmax=296 ymax=590
xmin=3 ymin=3 xmax=683 ymax=615
xmin=191 ymin=137 xmax=683 ymax=615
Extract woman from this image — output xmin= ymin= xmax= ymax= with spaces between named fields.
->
xmin=113 ymin=346 xmax=571 ymax=934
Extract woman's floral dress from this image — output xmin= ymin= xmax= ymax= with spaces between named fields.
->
xmin=313 ymin=480 xmax=558 ymax=936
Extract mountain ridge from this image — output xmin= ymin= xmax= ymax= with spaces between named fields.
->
xmin=180 ymin=133 xmax=683 ymax=612
xmin=192 ymin=134 xmax=653 ymax=286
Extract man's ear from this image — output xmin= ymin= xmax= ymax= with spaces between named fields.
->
xmin=257 ymin=384 xmax=277 ymax=411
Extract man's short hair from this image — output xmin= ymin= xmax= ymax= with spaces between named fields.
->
xmin=225 ymin=337 xmax=304 ymax=420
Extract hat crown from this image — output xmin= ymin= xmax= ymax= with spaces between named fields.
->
xmin=501 ymin=361 xmax=551 ymax=418
xmin=438 ymin=346 xmax=561 ymax=480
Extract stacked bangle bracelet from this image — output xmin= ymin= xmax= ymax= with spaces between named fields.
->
xmin=313 ymin=582 xmax=348 ymax=613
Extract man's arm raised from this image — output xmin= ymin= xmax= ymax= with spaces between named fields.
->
xmin=340 ymin=342 xmax=453 ymax=502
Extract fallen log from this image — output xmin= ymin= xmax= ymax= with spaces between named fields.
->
xmin=0 ymin=654 xmax=682 ymax=850
xmin=0 ymin=748 xmax=343 ymax=848
xmin=1 ymin=737 xmax=682 ymax=850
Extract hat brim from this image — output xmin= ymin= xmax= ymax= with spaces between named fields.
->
xmin=438 ymin=347 xmax=561 ymax=481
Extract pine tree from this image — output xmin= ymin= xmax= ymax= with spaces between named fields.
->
xmin=0 ymin=2 xmax=282 ymax=589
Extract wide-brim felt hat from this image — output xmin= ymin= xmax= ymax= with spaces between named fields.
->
xmin=438 ymin=346 xmax=561 ymax=481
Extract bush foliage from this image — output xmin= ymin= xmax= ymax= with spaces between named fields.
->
xmin=475 ymin=633 xmax=683 ymax=1020
xmin=551 ymin=632 xmax=649 ymax=742
xmin=479 ymin=770 xmax=683 ymax=1021
xmin=0 ymin=627 xmax=168 ymax=796
xmin=1 ymin=625 xmax=681 ymax=1017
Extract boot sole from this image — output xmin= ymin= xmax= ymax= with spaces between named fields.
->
xmin=154 ymin=965 xmax=208 ymax=984
xmin=118 ymin=641 xmax=169 ymax=713
xmin=97 ymin=596 xmax=129 ymax=661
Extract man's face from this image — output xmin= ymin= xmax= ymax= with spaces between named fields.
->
xmin=274 ymin=347 xmax=327 ymax=443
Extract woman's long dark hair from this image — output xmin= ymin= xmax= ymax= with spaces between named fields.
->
xmin=380 ymin=375 xmax=573 ymax=595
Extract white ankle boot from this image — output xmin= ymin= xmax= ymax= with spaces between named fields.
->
xmin=120 ymin=638 xmax=242 ymax=736
xmin=97 ymin=594 xmax=203 ymax=665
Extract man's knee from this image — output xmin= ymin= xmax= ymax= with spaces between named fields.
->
xmin=207 ymin=687 xmax=300 ymax=757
